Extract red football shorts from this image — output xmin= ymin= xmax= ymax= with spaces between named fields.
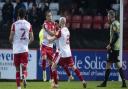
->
xmin=14 ymin=52 xmax=28 ymax=67
xmin=59 ymin=57 xmax=74 ymax=67
xmin=41 ymin=45 xmax=54 ymax=61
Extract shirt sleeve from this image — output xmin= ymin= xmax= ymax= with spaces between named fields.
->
xmin=55 ymin=22 xmax=59 ymax=31
xmin=43 ymin=23 xmax=48 ymax=30
xmin=29 ymin=25 xmax=32 ymax=32
xmin=112 ymin=21 xmax=120 ymax=32
xmin=55 ymin=30 xmax=61 ymax=38
xmin=39 ymin=29 xmax=43 ymax=45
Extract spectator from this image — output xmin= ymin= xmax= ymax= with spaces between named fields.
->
xmin=28 ymin=3 xmax=42 ymax=29
xmin=14 ymin=0 xmax=26 ymax=20
xmin=2 ymin=0 xmax=14 ymax=25
xmin=42 ymin=0 xmax=50 ymax=12
xmin=40 ymin=0 xmax=50 ymax=23
xmin=59 ymin=0 xmax=72 ymax=11
xmin=71 ymin=2 xmax=81 ymax=15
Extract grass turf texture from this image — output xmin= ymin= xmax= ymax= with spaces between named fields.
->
xmin=0 ymin=81 xmax=127 ymax=89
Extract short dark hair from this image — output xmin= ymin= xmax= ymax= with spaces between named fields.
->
xmin=108 ymin=10 xmax=116 ymax=17
xmin=55 ymin=20 xmax=59 ymax=24
xmin=45 ymin=9 xmax=52 ymax=16
xmin=18 ymin=8 xmax=26 ymax=18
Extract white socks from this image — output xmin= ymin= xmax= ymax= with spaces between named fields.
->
xmin=18 ymin=86 xmax=21 ymax=89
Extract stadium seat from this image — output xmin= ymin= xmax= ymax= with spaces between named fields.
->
xmin=93 ymin=16 xmax=103 ymax=30
xmin=0 ymin=2 xmax=4 ymax=10
xmin=103 ymin=16 xmax=109 ymax=29
xmin=124 ymin=0 xmax=128 ymax=6
xmin=81 ymin=16 xmax=92 ymax=29
xmin=49 ymin=3 xmax=59 ymax=15
xmin=28 ymin=2 xmax=33 ymax=9
xmin=71 ymin=15 xmax=82 ymax=29
xmin=53 ymin=15 xmax=61 ymax=21
xmin=12 ymin=2 xmax=16 ymax=8
xmin=23 ymin=2 xmax=28 ymax=10
xmin=71 ymin=23 xmax=81 ymax=29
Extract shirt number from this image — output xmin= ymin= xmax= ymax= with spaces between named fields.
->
xmin=20 ymin=28 xmax=26 ymax=40
xmin=66 ymin=35 xmax=70 ymax=44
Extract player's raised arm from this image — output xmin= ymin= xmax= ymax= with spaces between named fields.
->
xmin=9 ymin=24 xmax=15 ymax=44
xmin=47 ymin=30 xmax=61 ymax=42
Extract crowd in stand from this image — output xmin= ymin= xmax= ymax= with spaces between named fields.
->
xmin=0 ymin=0 xmax=123 ymax=49
xmin=0 ymin=0 xmax=118 ymax=29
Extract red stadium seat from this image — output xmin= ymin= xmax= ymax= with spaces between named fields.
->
xmin=66 ymin=15 xmax=71 ymax=22
xmin=103 ymin=16 xmax=109 ymax=29
xmin=71 ymin=15 xmax=82 ymax=29
xmin=82 ymin=16 xmax=92 ymax=29
xmin=124 ymin=0 xmax=128 ymax=6
xmin=71 ymin=23 xmax=81 ymax=29
xmin=93 ymin=16 xmax=103 ymax=29
xmin=71 ymin=15 xmax=82 ymax=23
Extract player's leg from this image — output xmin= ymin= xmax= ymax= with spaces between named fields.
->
xmin=49 ymin=60 xmax=54 ymax=82
xmin=97 ymin=50 xmax=114 ymax=87
xmin=21 ymin=52 xmax=28 ymax=88
xmin=42 ymin=55 xmax=47 ymax=81
xmin=16 ymin=67 xmax=21 ymax=89
xmin=22 ymin=64 xmax=27 ymax=79
xmin=61 ymin=65 xmax=74 ymax=82
xmin=71 ymin=65 xmax=87 ymax=88
xmin=97 ymin=62 xmax=112 ymax=87
xmin=65 ymin=57 xmax=86 ymax=88
xmin=47 ymin=47 xmax=59 ymax=83
xmin=41 ymin=46 xmax=47 ymax=81
xmin=50 ymin=52 xmax=60 ymax=88
xmin=21 ymin=64 xmax=27 ymax=88
xmin=115 ymin=62 xmax=127 ymax=88
xmin=51 ymin=62 xmax=58 ymax=88
xmin=14 ymin=54 xmax=21 ymax=89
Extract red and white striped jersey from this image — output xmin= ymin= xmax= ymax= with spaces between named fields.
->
xmin=42 ymin=20 xmax=56 ymax=48
xmin=12 ymin=19 xmax=32 ymax=54
xmin=56 ymin=27 xmax=72 ymax=57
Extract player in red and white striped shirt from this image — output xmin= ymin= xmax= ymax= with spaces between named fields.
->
xmin=9 ymin=8 xmax=34 ymax=89
xmin=45 ymin=17 xmax=87 ymax=88
xmin=40 ymin=10 xmax=73 ymax=82
xmin=40 ymin=10 xmax=57 ymax=81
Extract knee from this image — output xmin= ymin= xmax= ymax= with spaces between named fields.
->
xmin=72 ymin=65 xmax=76 ymax=70
xmin=106 ymin=63 xmax=111 ymax=69
xmin=51 ymin=63 xmax=57 ymax=71
xmin=42 ymin=55 xmax=47 ymax=60
xmin=116 ymin=63 xmax=122 ymax=69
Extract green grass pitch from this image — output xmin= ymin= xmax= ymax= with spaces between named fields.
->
xmin=0 ymin=81 xmax=127 ymax=89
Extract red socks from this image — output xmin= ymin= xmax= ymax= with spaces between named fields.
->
xmin=63 ymin=66 xmax=71 ymax=77
xmin=22 ymin=65 xmax=27 ymax=78
xmin=53 ymin=70 xmax=58 ymax=84
xmin=74 ymin=68 xmax=83 ymax=81
xmin=16 ymin=71 xmax=20 ymax=87
xmin=42 ymin=60 xmax=46 ymax=71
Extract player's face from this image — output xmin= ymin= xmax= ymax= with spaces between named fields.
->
xmin=59 ymin=18 xmax=65 ymax=26
xmin=46 ymin=12 xmax=52 ymax=21
xmin=108 ymin=14 xmax=112 ymax=22
xmin=107 ymin=13 xmax=112 ymax=22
